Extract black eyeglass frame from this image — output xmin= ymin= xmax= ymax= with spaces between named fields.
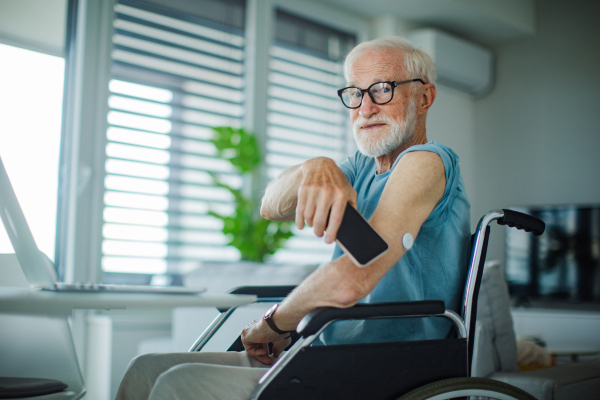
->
xmin=337 ymin=79 xmax=426 ymax=109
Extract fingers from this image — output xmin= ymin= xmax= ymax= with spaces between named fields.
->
xmin=311 ymin=194 xmax=331 ymax=238
xmin=241 ymin=319 xmax=274 ymax=365
xmin=294 ymin=157 xmax=356 ymax=239
xmin=244 ymin=337 xmax=290 ymax=365
xmin=243 ymin=342 xmax=273 ymax=365
xmin=296 ymin=182 xmax=319 ymax=231
xmin=297 ymin=184 xmax=341 ymax=238
xmin=324 ymin=199 xmax=346 ymax=244
xmin=271 ymin=336 xmax=292 ymax=358
xmin=295 ymin=187 xmax=306 ymax=230
xmin=303 ymin=193 xmax=317 ymax=230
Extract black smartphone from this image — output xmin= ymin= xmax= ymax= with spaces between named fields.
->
xmin=334 ymin=203 xmax=389 ymax=267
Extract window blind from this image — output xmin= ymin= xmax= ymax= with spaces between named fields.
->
xmin=102 ymin=0 xmax=245 ymax=275
xmin=266 ymin=11 xmax=355 ymax=265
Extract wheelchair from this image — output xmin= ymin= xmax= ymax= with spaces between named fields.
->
xmin=189 ymin=209 xmax=545 ymax=400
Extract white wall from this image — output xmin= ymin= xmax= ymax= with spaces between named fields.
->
xmin=472 ymin=0 xmax=600 ymax=261
xmin=427 ymin=85 xmax=476 ymax=228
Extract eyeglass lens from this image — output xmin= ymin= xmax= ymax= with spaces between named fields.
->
xmin=340 ymin=82 xmax=393 ymax=108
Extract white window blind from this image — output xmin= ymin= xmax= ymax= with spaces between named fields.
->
xmin=267 ymin=11 xmax=355 ymax=265
xmin=102 ymin=0 xmax=245 ymax=275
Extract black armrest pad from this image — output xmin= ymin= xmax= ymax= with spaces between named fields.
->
xmin=0 ymin=377 xmax=67 ymax=398
xmin=297 ymin=300 xmax=446 ymax=337
xmin=228 ymin=285 xmax=296 ymax=299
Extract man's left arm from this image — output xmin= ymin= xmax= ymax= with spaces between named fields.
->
xmin=241 ymin=151 xmax=446 ymax=364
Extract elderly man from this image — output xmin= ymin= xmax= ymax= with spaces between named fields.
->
xmin=116 ymin=36 xmax=470 ymax=400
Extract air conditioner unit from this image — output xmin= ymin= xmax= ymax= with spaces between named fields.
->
xmin=407 ymin=29 xmax=493 ymax=96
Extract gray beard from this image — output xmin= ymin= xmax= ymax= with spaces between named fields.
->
xmin=352 ymin=99 xmax=418 ymax=158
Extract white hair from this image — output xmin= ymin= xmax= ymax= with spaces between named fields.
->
xmin=343 ymin=36 xmax=436 ymax=87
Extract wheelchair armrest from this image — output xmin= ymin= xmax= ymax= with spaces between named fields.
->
xmin=228 ymin=285 xmax=297 ymax=298
xmin=217 ymin=286 xmax=297 ymax=311
xmin=297 ymin=300 xmax=446 ymax=337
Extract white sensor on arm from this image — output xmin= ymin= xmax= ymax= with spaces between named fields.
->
xmin=402 ymin=232 xmax=414 ymax=251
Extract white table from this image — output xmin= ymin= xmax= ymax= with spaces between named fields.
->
xmin=0 ymin=286 xmax=257 ymax=315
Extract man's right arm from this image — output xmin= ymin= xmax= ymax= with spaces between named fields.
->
xmin=260 ymin=157 xmax=357 ymax=244
xmin=260 ymin=165 xmax=303 ymax=222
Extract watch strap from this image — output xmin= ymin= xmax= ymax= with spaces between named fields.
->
xmin=264 ymin=304 xmax=292 ymax=335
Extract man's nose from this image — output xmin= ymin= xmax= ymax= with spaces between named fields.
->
xmin=358 ymin=93 xmax=379 ymax=119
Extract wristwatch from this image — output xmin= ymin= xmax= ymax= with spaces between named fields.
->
xmin=263 ymin=303 xmax=293 ymax=335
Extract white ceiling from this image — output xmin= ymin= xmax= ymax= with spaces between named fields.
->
xmin=0 ymin=0 xmax=536 ymax=57
xmin=319 ymin=0 xmax=536 ymax=45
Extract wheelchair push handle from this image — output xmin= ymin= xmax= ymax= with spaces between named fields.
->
xmin=297 ymin=300 xmax=445 ymax=337
xmin=498 ymin=209 xmax=545 ymax=236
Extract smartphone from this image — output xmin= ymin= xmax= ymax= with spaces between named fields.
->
xmin=334 ymin=203 xmax=389 ymax=267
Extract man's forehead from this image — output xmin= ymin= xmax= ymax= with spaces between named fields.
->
xmin=347 ymin=75 xmax=396 ymax=87
xmin=347 ymin=49 xmax=405 ymax=86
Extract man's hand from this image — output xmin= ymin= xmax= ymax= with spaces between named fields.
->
xmin=296 ymin=157 xmax=357 ymax=244
xmin=241 ymin=319 xmax=292 ymax=365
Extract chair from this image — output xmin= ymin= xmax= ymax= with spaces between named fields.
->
xmin=0 ymin=254 xmax=86 ymax=400
xmin=190 ymin=209 xmax=545 ymax=399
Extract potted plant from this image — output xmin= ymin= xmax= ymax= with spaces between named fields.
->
xmin=208 ymin=126 xmax=293 ymax=262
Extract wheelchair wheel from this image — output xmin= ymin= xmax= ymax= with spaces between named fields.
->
xmin=396 ymin=377 xmax=536 ymax=400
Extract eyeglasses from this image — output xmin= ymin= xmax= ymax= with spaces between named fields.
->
xmin=337 ymin=79 xmax=425 ymax=109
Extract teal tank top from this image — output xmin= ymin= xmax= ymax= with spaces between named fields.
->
xmin=321 ymin=141 xmax=471 ymax=345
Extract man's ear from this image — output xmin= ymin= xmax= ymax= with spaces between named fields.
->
xmin=417 ymin=83 xmax=437 ymax=114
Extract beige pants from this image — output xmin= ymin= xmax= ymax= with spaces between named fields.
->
xmin=116 ymin=352 xmax=270 ymax=400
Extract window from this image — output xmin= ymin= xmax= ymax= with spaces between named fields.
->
xmin=266 ymin=11 xmax=355 ymax=265
xmin=62 ymin=0 xmax=367 ymax=282
xmin=102 ymin=0 xmax=245 ymax=275
xmin=0 ymin=43 xmax=65 ymax=262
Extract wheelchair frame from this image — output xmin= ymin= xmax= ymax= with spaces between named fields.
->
xmin=190 ymin=209 xmax=544 ymax=400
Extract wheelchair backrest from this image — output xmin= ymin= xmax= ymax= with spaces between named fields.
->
xmin=460 ymin=209 xmax=546 ymax=374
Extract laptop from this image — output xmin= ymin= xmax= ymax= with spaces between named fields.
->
xmin=0 ymin=155 xmax=205 ymax=295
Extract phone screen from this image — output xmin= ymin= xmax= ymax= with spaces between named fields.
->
xmin=335 ymin=204 xmax=389 ymax=267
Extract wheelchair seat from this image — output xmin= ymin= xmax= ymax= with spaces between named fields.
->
xmin=190 ymin=209 xmax=545 ymax=400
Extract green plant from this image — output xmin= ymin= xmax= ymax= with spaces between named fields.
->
xmin=208 ymin=126 xmax=293 ymax=262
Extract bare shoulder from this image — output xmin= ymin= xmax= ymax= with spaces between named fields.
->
xmin=391 ymin=150 xmax=445 ymax=184
xmin=396 ymin=149 xmax=444 ymax=168
xmin=374 ymin=150 xmax=446 ymax=214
